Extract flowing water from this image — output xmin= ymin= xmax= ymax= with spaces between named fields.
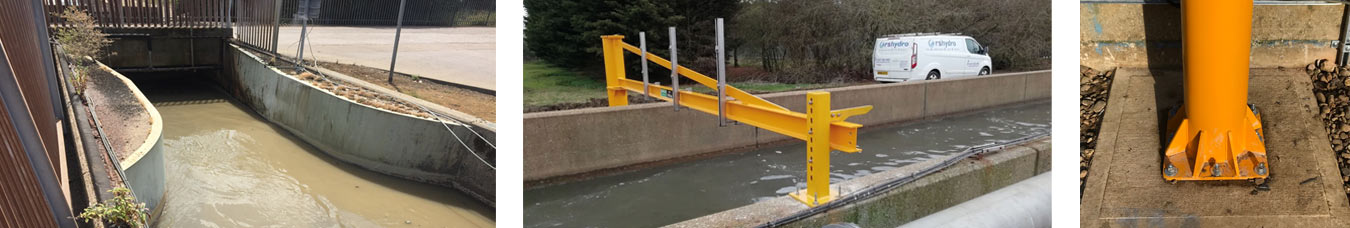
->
xmin=523 ymin=102 xmax=1050 ymax=227
xmin=137 ymin=78 xmax=493 ymax=227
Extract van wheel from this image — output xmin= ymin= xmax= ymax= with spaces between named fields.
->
xmin=979 ymin=67 xmax=990 ymax=76
xmin=926 ymin=70 xmax=941 ymax=80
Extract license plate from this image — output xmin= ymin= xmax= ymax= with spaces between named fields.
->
xmin=878 ymin=71 xmax=888 ymax=75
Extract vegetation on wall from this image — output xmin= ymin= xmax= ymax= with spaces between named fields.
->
xmin=53 ymin=6 xmax=112 ymax=95
xmin=77 ymin=187 xmax=149 ymax=227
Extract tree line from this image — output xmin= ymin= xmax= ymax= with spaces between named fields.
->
xmin=525 ymin=0 xmax=1049 ymax=83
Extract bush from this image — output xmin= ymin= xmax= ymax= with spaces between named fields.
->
xmin=53 ymin=6 xmax=112 ymax=95
xmin=78 ymin=187 xmax=148 ymax=227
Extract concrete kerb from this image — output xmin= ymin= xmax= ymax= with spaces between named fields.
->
xmin=523 ymin=70 xmax=1050 ymax=182
xmin=667 ymin=138 xmax=1051 ymax=228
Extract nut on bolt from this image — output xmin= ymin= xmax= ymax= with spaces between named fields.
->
xmin=1164 ymin=163 xmax=1178 ymax=176
xmin=1256 ymin=162 xmax=1267 ymax=175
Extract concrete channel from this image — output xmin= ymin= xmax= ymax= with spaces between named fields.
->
xmin=524 ymin=70 xmax=1050 ymax=183
xmin=524 ymin=71 xmax=1051 ymax=227
xmin=90 ymin=30 xmax=495 ymax=226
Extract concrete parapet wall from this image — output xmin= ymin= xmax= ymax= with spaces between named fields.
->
xmin=221 ymin=45 xmax=495 ymax=206
xmin=102 ymin=28 xmax=229 ymax=69
xmin=668 ymin=138 xmax=1051 ymax=228
xmin=1080 ymin=3 xmax=1343 ymax=69
xmin=524 ymin=70 xmax=1050 ymax=182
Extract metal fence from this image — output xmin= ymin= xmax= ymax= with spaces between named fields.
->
xmin=279 ymin=0 xmax=494 ymax=26
xmin=43 ymin=0 xmax=231 ymax=28
xmin=235 ymin=0 xmax=282 ymax=53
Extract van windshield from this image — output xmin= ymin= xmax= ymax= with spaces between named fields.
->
xmin=966 ymin=39 xmax=982 ymax=54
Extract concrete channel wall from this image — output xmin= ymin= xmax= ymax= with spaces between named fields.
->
xmin=219 ymin=45 xmax=496 ymax=206
xmin=523 ymin=70 xmax=1050 ymax=182
xmin=1081 ymin=2 xmax=1344 ymax=69
xmin=668 ymin=137 xmax=1051 ymax=227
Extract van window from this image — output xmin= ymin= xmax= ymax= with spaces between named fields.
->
xmin=965 ymin=39 xmax=982 ymax=54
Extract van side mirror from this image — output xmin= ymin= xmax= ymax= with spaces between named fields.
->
xmin=980 ymin=46 xmax=990 ymax=55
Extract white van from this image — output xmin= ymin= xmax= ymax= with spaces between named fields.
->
xmin=872 ymin=33 xmax=992 ymax=82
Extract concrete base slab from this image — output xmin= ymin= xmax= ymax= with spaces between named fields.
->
xmin=1081 ymin=68 xmax=1350 ymax=227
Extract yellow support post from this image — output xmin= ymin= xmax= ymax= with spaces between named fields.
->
xmin=602 ymin=35 xmax=628 ymax=106
xmin=790 ymin=92 xmax=839 ymax=206
xmin=1163 ymin=0 xmax=1268 ymax=181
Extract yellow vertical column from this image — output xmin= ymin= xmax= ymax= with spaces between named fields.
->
xmin=1182 ymin=0 xmax=1254 ymax=178
xmin=602 ymin=35 xmax=629 ymax=106
xmin=792 ymin=92 xmax=836 ymax=206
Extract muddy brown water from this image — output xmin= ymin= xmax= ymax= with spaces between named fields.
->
xmin=523 ymin=102 xmax=1050 ymax=228
xmin=134 ymin=76 xmax=493 ymax=227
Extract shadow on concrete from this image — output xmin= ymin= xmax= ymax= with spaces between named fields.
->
xmin=1142 ymin=2 xmax=1184 ymax=158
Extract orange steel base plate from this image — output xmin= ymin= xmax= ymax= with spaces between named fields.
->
xmin=1162 ymin=105 xmax=1269 ymax=181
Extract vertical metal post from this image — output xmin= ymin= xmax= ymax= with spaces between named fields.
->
xmin=790 ymin=91 xmax=834 ymax=207
xmin=640 ymin=32 xmax=649 ymax=99
xmin=1339 ymin=4 xmax=1350 ymax=66
xmin=716 ymin=18 xmax=727 ymax=126
xmin=271 ymin=0 xmax=283 ymax=53
xmin=601 ymin=35 xmax=628 ymax=106
xmin=119 ymin=0 xmax=127 ymax=27
xmin=296 ymin=0 xmax=311 ymax=70
xmin=670 ymin=27 xmax=680 ymax=111
xmin=225 ymin=0 xmax=234 ymax=28
xmin=388 ymin=0 xmax=406 ymax=84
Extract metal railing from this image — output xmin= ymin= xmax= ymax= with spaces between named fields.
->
xmin=43 ymin=0 xmax=232 ymax=28
xmin=278 ymin=0 xmax=495 ymax=26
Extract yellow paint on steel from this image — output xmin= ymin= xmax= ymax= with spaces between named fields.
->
xmin=602 ymin=35 xmax=629 ymax=106
xmin=1163 ymin=0 xmax=1268 ymax=181
xmin=790 ymin=92 xmax=838 ymax=206
xmin=617 ymin=43 xmax=787 ymax=111
xmin=614 ymin=78 xmax=866 ymax=152
xmin=601 ymin=35 xmax=872 ymax=206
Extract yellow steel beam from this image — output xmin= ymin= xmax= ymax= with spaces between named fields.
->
xmin=616 ymin=78 xmax=866 ymax=152
xmin=617 ymin=42 xmax=787 ymax=111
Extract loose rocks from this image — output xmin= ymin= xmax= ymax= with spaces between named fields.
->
xmin=1306 ymin=59 xmax=1350 ymax=196
xmin=1081 ymin=66 xmax=1116 ymax=191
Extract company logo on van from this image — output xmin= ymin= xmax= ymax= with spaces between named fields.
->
xmin=879 ymin=41 xmax=910 ymax=48
xmin=928 ymin=40 xmax=958 ymax=47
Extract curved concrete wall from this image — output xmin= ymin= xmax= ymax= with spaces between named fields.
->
xmin=524 ymin=70 xmax=1050 ymax=182
xmin=221 ymin=45 xmax=495 ymax=206
xmin=94 ymin=61 xmax=166 ymax=213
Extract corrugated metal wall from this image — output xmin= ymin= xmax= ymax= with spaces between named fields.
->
xmin=0 ymin=0 xmax=68 ymax=226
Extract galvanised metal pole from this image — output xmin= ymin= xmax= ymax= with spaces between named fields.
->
xmin=296 ymin=0 xmax=311 ymax=70
xmin=716 ymin=18 xmax=727 ymax=126
xmin=640 ymin=32 xmax=649 ymax=101
xmin=670 ymin=26 xmax=679 ymax=111
xmin=271 ymin=0 xmax=283 ymax=53
xmin=388 ymin=0 xmax=406 ymax=84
